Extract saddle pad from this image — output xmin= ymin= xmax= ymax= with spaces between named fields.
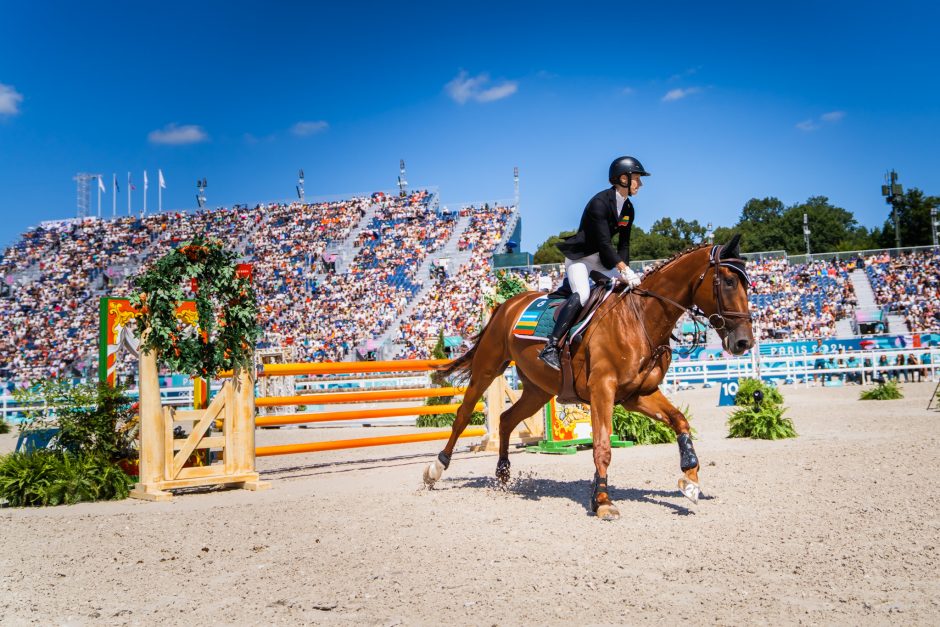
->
xmin=512 ymin=296 xmax=561 ymax=340
xmin=513 ymin=285 xmax=615 ymax=342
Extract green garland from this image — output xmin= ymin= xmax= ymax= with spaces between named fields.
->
xmin=131 ymin=237 xmax=260 ymax=378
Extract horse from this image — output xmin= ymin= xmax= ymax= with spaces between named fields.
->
xmin=423 ymin=234 xmax=755 ymax=520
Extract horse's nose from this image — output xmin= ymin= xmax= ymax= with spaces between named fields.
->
xmin=736 ymin=338 xmax=752 ymax=352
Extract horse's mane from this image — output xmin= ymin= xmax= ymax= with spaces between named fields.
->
xmin=639 ymin=243 xmax=711 ymax=282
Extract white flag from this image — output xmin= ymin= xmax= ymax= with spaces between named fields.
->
xmin=158 ymin=169 xmax=166 ymax=189
xmin=98 ymin=176 xmax=106 ymax=193
xmin=143 ymin=170 xmax=149 ymax=191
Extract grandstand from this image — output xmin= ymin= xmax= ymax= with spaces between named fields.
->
xmin=0 ymin=191 xmax=520 ymax=382
xmin=2 ymin=187 xmax=939 ymax=383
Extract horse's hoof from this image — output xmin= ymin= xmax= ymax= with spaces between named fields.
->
xmin=678 ymin=476 xmax=701 ymax=504
xmin=495 ymin=459 xmax=511 ymax=483
xmin=596 ymin=502 xmax=620 ymax=521
xmin=423 ymin=459 xmax=444 ymax=488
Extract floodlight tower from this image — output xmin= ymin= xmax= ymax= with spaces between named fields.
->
xmin=803 ymin=213 xmax=811 ymax=260
xmin=73 ymin=173 xmax=98 ymax=218
xmin=706 ymin=222 xmax=714 ymax=245
xmin=931 ymin=207 xmax=938 ymax=248
xmin=397 ymin=159 xmax=408 ymax=198
xmin=297 ymin=169 xmax=305 ymax=202
xmin=881 ymin=169 xmax=903 ymax=249
xmin=513 ymin=166 xmax=519 ymax=207
xmin=196 ymin=178 xmax=207 ymax=208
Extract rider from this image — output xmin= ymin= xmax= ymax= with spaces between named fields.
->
xmin=538 ymin=156 xmax=649 ymax=370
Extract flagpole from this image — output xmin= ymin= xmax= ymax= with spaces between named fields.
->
xmin=158 ymin=169 xmax=162 ymax=213
xmin=112 ymin=174 xmax=117 ymax=218
xmin=143 ymin=170 xmax=147 ymax=216
xmin=127 ymin=172 xmax=131 ymax=215
xmin=97 ymin=177 xmax=102 ymax=218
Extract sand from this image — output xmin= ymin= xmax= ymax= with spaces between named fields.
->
xmin=2 ymin=381 xmax=939 ymax=625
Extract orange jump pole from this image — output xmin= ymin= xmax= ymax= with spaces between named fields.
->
xmin=255 ymin=386 xmax=466 ymax=408
xmin=255 ymin=402 xmax=484 ymax=427
xmin=256 ymin=358 xmax=451 ymax=377
xmin=255 ymin=427 xmax=486 ymax=457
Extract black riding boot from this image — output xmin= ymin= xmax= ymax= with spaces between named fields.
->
xmin=538 ymin=294 xmax=583 ymax=370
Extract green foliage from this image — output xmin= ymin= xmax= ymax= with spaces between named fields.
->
xmin=532 ymin=230 xmax=575 ymax=265
xmin=727 ymin=403 xmax=797 ymax=440
xmin=416 ymin=410 xmax=485 ymax=428
xmin=876 ymin=188 xmax=940 ymax=248
xmin=13 ymin=380 xmax=136 ymax=460
xmin=860 ymin=379 xmax=904 ymax=400
xmin=484 ymin=270 xmax=529 ymax=310
xmin=0 ymin=450 xmax=132 ymax=507
xmin=611 ymin=404 xmax=689 ymax=445
xmin=131 ymin=236 xmax=260 ymax=378
xmin=0 ymin=418 xmax=9 ymax=434
xmin=629 ymin=218 xmax=709 ymax=260
xmin=734 ymin=378 xmax=784 ymax=406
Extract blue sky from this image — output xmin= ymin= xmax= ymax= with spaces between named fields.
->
xmin=1 ymin=1 xmax=938 ymax=252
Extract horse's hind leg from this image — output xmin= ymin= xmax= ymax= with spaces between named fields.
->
xmin=423 ymin=361 xmax=509 ymax=487
xmin=494 ymin=378 xmax=552 ymax=482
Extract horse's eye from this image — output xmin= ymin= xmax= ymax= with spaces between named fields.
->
xmin=725 ymin=277 xmax=736 ymax=287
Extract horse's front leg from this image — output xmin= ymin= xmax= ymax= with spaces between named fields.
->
xmin=624 ymin=390 xmax=701 ymax=504
xmin=589 ymin=378 xmax=619 ymax=520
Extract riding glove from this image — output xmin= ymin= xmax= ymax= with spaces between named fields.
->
xmin=620 ymin=266 xmax=641 ymax=289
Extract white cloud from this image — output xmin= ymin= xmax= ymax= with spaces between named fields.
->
xmin=796 ymin=111 xmax=845 ymax=132
xmin=662 ymin=87 xmax=701 ymax=102
xmin=796 ymin=119 xmax=820 ymax=131
xmin=148 ymin=123 xmax=208 ymax=145
xmin=291 ymin=120 xmax=329 ymax=136
xmin=445 ymin=71 xmax=518 ymax=104
xmin=0 ymin=83 xmax=24 ymax=116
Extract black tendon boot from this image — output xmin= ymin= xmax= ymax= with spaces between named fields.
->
xmin=538 ymin=293 xmax=583 ymax=370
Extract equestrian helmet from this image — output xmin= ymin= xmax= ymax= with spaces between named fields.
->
xmin=609 ymin=156 xmax=651 ymax=185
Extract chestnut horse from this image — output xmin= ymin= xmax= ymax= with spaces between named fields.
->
xmin=423 ymin=235 xmax=755 ymax=519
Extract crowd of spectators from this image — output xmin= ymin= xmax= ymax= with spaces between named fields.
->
xmin=395 ymin=204 xmax=515 ymax=358
xmin=748 ymin=258 xmax=857 ymax=340
xmin=866 ymin=249 xmax=940 ymax=332
xmin=11 ymin=192 xmax=940 ymax=382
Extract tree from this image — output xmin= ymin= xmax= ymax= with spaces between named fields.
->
xmin=533 ymin=230 xmax=575 ymax=265
xmin=780 ymin=196 xmax=864 ymax=255
xmin=876 ymin=188 xmax=940 ymax=248
xmin=734 ymin=197 xmax=787 ymax=252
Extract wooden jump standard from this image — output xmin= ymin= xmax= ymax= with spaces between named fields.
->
xmin=130 ymin=357 xmax=502 ymax=501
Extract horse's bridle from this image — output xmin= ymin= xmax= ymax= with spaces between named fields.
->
xmin=631 ymin=245 xmax=752 ymax=343
xmin=689 ymin=245 xmax=752 ymax=332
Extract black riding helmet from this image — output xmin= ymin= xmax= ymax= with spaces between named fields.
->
xmin=608 ymin=156 xmax=651 ymax=187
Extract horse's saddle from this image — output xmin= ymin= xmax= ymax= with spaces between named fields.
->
xmin=512 ymin=272 xmax=623 ymax=405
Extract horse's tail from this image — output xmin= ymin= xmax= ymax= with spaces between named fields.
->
xmin=436 ymin=299 xmax=510 ymax=384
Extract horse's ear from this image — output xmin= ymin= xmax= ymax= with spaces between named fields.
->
xmin=720 ymin=233 xmax=741 ymax=259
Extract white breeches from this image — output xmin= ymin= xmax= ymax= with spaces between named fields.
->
xmin=564 ymin=253 xmax=620 ymax=306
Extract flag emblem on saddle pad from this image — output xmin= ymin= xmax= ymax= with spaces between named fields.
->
xmin=513 ymin=297 xmax=548 ymax=336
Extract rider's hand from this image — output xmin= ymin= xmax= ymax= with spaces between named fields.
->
xmin=619 ymin=265 xmax=641 ymax=289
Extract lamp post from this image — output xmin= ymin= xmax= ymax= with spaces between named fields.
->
xmin=196 ymin=178 xmax=207 ymax=209
xmin=706 ymin=221 xmax=714 ymax=245
xmin=932 ymin=207 xmax=938 ymax=249
xmin=397 ymin=159 xmax=408 ymax=198
xmin=881 ymin=169 xmax=903 ymax=249
xmin=803 ymin=213 xmax=811 ymax=260
xmin=296 ymin=169 xmax=305 ymax=202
